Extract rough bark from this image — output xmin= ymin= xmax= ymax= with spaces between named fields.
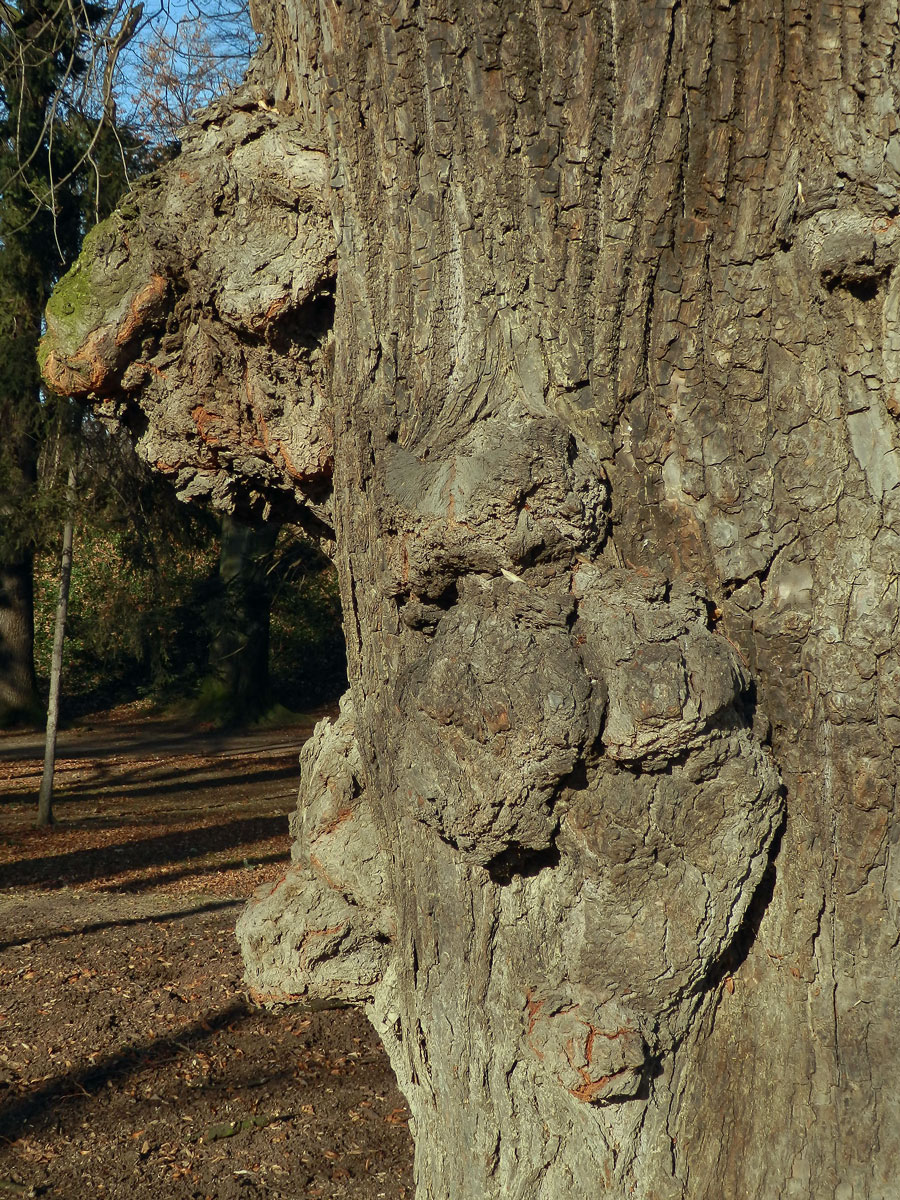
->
xmin=42 ymin=2 xmax=900 ymax=1197
xmin=40 ymin=89 xmax=337 ymax=535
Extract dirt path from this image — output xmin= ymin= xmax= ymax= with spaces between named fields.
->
xmin=0 ymin=705 xmax=413 ymax=1199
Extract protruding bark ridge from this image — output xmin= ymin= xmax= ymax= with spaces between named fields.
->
xmin=40 ymin=104 xmax=336 ymax=528
xmin=238 ymin=698 xmax=392 ymax=1006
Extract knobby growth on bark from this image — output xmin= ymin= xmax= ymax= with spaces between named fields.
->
xmin=42 ymin=2 xmax=900 ymax=1197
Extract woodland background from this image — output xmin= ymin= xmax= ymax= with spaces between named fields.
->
xmin=1 ymin=1 xmax=346 ymax=736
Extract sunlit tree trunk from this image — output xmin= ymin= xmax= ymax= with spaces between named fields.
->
xmin=41 ymin=1 xmax=900 ymax=1195
xmin=36 ymin=465 xmax=76 ymax=827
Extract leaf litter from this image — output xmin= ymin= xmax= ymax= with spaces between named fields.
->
xmin=0 ymin=704 xmax=412 ymax=1198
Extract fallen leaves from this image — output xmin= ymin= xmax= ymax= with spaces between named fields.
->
xmin=0 ymin=705 xmax=413 ymax=1199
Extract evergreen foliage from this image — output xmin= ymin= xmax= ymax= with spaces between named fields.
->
xmin=33 ymin=504 xmax=345 ymax=719
xmin=6 ymin=2 xmax=346 ymax=730
xmin=0 ymin=2 xmax=151 ymax=554
xmin=0 ymin=2 xmax=148 ymax=724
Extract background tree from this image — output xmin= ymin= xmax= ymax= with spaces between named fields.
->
xmin=123 ymin=0 xmax=255 ymax=146
xmin=122 ymin=0 xmax=284 ymax=724
xmin=41 ymin=1 xmax=900 ymax=1196
xmin=0 ymin=0 xmax=261 ymax=730
xmin=29 ymin=408 xmax=343 ymax=723
xmin=197 ymin=515 xmax=278 ymax=723
xmin=0 ymin=0 xmax=144 ymax=727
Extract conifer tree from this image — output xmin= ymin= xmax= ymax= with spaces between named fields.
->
xmin=0 ymin=1 xmax=141 ymax=725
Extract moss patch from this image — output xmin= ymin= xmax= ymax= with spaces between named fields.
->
xmin=41 ymin=211 xmax=147 ymax=369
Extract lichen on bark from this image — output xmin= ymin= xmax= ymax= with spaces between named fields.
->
xmin=41 ymin=96 xmax=337 ymax=530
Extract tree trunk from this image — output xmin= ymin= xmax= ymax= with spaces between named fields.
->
xmin=206 ymin=514 xmax=279 ymax=723
xmin=0 ymin=550 xmax=39 ymax=727
xmin=0 ymin=405 xmax=40 ymax=730
xmin=41 ymin=1 xmax=900 ymax=1195
xmin=36 ymin=465 xmax=76 ymax=827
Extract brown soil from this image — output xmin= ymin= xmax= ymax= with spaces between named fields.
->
xmin=0 ymin=703 xmax=414 ymax=1199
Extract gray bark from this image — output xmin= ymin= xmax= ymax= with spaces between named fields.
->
xmin=41 ymin=2 xmax=900 ymax=1196
xmin=36 ymin=465 xmax=76 ymax=827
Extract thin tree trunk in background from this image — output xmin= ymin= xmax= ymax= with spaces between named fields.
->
xmin=36 ymin=465 xmax=76 ymax=828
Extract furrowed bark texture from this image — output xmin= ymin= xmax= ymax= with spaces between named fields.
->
xmin=42 ymin=2 xmax=900 ymax=1197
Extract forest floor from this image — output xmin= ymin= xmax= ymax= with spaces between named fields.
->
xmin=0 ymin=702 xmax=413 ymax=1200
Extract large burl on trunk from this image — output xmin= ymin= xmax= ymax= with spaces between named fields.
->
xmin=42 ymin=2 xmax=900 ymax=1196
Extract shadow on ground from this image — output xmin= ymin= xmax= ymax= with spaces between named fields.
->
xmin=0 ymin=704 xmax=413 ymax=1199
xmin=0 ymin=815 xmax=289 ymax=891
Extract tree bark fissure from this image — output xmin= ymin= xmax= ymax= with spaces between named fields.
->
xmin=41 ymin=2 xmax=900 ymax=1196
